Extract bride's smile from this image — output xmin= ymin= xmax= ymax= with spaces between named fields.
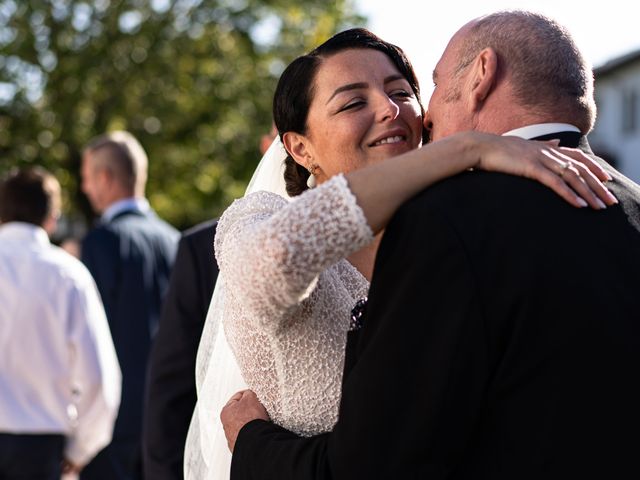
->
xmin=286 ymin=48 xmax=423 ymax=184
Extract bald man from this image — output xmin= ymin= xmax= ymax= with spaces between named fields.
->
xmin=222 ymin=11 xmax=640 ymax=480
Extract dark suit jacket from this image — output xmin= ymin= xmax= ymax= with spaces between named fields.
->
xmin=142 ymin=220 xmax=219 ymax=480
xmin=81 ymin=209 xmax=179 ymax=443
xmin=231 ymin=136 xmax=640 ymax=479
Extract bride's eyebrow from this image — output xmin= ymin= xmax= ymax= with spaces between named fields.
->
xmin=325 ymin=74 xmax=408 ymax=104
xmin=326 ymin=82 xmax=368 ymax=104
xmin=384 ymin=74 xmax=405 ymax=85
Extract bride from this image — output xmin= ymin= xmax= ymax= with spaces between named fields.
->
xmin=184 ymin=28 xmax=613 ymax=479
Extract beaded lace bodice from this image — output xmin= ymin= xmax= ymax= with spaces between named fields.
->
xmin=215 ymin=174 xmax=372 ymax=435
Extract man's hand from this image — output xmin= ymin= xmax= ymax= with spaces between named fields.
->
xmin=221 ymin=389 xmax=269 ymax=452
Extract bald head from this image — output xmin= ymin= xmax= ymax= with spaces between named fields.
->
xmin=455 ymin=10 xmax=596 ymax=133
xmin=84 ymin=130 xmax=148 ymax=196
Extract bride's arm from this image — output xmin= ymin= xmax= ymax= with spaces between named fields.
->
xmin=346 ymin=131 xmax=616 ymax=234
xmin=218 ymin=131 xmax=614 ymax=331
xmin=215 ymin=177 xmax=372 ymax=330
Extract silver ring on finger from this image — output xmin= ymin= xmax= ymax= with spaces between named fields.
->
xmin=558 ymin=160 xmax=571 ymax=178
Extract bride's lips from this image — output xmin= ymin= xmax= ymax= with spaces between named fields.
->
xmin=368 ymin=128 xmax=409 ymax=148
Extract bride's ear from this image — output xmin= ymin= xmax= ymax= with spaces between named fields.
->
xmin=282 ymin=132 xmax=313 ymax=168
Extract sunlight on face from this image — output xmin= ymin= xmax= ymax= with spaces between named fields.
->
xmin=303 ymin=48 xmax=423 ymax=183
xmin=81 ymin=152 xmax=108 ymax=214
xmin=426 ymin=25 xmax=476 ymax=141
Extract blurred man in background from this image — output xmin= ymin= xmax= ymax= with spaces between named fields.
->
xmin=142 ymin=219 xmax=219 ymax=480
xmin=0 ymin=167 xmax=121 ymax=479
xmin=80 ymin=131 xmax=179 ymax=480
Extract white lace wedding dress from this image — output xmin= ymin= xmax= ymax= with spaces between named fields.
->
xmin=185 ymin=169 xmax=373 ymax=479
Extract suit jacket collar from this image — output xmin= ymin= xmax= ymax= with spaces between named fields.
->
xmin=530 ymin=131 xmax=583 ymax=148
xmin=503 ymin=123 xmax=582 ymax=148
xmin=108 ymin=209 xmax=149 ymax=222
xmin=102 ymin=197 xmax=150 ymax=223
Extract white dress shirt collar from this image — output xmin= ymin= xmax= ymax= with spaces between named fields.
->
xmin=503 ymin=123 xmax=580 ymax=140
xmin=0 ymin=221 xmax=49 ymax=246
xmin=102 ymin=197 xmax=150 ymax=222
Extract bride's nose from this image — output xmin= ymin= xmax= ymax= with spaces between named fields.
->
xmin=375 ymin=95 xmax=400 ymax=123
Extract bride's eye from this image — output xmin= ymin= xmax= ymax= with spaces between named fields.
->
xmin=389 ymin=89 xmax=412 ymax=99
xmin=338 ymin=99 xmax=365 ymax=112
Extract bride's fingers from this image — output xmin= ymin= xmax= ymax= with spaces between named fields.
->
xmin=538 ymin=140 xmax=612 ymax=182
xmin=556 ymin=146 xmax=612 ymax=182
xmin=532 ymin=152 xmax=611 ymax=209
xmin=531 ymin=163 xmax=591 ymax=208
xmin=542 ymin=150 xmax=618 ymax=209
xmin=548 ymin=149 xmax=618 ymax=206
xmin=566 ymin=161 xmax=618 ymax=207
xmin=558 ymin=163 xmax=607 ymax=209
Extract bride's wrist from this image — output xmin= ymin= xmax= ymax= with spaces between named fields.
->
xmin=458 ymin=131 xmax=484 ymax=170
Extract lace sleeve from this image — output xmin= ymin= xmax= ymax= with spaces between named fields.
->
xmin=215 ymin=174 xmax=373 ymax=332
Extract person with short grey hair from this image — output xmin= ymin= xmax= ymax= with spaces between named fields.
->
xmin=79 ymin=131 xmax=179 ymax=480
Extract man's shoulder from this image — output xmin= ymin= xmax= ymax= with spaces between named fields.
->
xmin=402 ymin=171 xmax=540 ymax=217
xmin=139 ymin=210 xmax=180 ymax=238
xmin=148 ymin=214 xmax=180 ymax=242
xmin=180 ymin=219 xmax=217 ymax=250
xmin=82 ymin=223 xmax=119 ymax=250
xmin=40 ymin=244 xmax=96 ymax=288
xmin=104 ymin=210 xmax=178 ymax=240
xmin=182 ymin=219 xmax=217 ymax=240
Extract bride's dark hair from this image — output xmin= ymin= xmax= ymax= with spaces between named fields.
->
xmin=273 ymin=28 xmax=424 ymax=197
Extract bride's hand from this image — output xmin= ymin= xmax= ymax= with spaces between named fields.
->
xmin=473 ymin=133 xmax=617 ymax=209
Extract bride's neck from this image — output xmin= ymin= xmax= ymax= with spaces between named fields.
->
xmin=347 ymin=231 xmax=384 ymax=282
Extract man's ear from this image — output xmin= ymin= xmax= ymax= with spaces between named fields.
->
xmin=98 ymin=166 xmax=115 ymax=191
xmin=468 ymin=47 xmax=498 ymax=111
xmin=282 ymin=131 xmax=312 ymax=168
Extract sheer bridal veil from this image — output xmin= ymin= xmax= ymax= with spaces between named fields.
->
xmin=184 ymin=137 xmax=290 ymax=479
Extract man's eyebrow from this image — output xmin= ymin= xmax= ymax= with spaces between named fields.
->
xmin=326 ymin=74 xmax=408 ymax=104
xmin=326 ymin=82 xmax=368 ymax=104
xmin=432 ymin=70 xmax=438 ymax=83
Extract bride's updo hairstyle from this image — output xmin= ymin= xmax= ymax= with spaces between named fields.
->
xmin=273 ymin=28 xmax=424 ymax=196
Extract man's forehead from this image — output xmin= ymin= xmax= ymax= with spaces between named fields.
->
xmin=431 ymin=50 xmax=451 ymax=82
xmin=432 ymin=24 xmax=470 ymax=80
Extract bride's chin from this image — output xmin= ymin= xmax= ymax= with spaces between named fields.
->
xmin=370 ymin=144 xmax=414 ymax=160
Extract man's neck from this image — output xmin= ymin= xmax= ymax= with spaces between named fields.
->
xmin=102 ymin=197 xmax=150 ymax=222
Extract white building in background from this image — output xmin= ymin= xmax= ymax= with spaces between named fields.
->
xmin=589 ymin=49 xmax=640 ymax=182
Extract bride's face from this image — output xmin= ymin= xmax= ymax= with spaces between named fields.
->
xmin=300 ymin=48 xmax=423 ymax=183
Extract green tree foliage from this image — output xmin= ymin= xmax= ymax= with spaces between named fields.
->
xmin=0 ymin=0 xmax=364 ymax=230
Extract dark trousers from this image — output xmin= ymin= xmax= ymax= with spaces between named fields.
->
xmin=80 ymin=438 xmax=142 ymax=480
xmin=0 ymin=433 xmax=64 ymax=480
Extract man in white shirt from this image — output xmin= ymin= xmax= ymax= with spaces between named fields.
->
xmin=0 ymin=167 xmax=121 ymax=479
